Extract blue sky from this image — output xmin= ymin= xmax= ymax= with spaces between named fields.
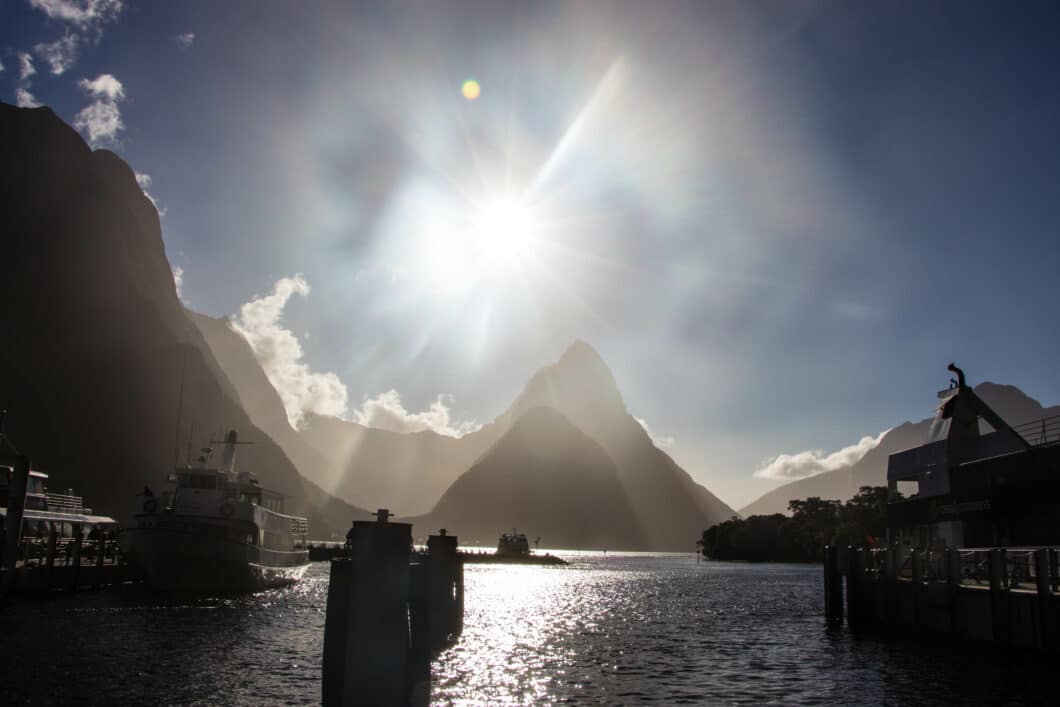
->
xmin=4 ymin=1 xmax=1060 ymax=508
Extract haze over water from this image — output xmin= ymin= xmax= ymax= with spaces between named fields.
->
xmin=1 ymin=555 xmax=1053 ymax=705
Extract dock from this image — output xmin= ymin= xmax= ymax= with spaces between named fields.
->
xmin=826 ymin=544 xmax=1060 ymax=650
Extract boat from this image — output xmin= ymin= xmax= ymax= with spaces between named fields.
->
xmin=495 ymin=530 xmax=530 ymax=558
xmin=120 ymin=430 xmax=310 ymax=593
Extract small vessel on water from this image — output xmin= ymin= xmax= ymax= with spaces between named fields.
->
xmin=496 ymin=530 xmax=531 ymax=558
xmin=120 ymin=430 xmax=310 ymax=592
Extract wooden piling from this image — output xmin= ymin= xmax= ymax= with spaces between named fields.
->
xmin=321 ymin=514 xmax=413 ymax=707
xmin=845 ymin=547 xmax=862 ymax=629
xmin=426 ymin=530 xmax=463 ymax=649
xmin=1 ymin=455 xmax=30 ymax=589
xmin=823 ymin=546 xmax=843 ymax=625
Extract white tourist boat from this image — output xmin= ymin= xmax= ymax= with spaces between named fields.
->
xmin=120 ymin=430 xmax=310 ymax=592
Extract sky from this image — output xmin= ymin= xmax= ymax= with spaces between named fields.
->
xmin=4 ymin=0 xmax=1060 ymax=509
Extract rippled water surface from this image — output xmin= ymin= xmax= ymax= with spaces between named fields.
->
xmin=1 ymin=553 xmax=1055 ymax=704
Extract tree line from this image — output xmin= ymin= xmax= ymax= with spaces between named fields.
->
xmin=699 ymin=486 xmax=890 ymax=563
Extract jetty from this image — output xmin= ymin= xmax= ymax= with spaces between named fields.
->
xmin=825 ymin=364 xmax=1060 ymax=649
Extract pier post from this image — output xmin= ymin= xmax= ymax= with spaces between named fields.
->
xmin=426 ymin=529 xmax=463 ymax=650
xmin=321 ymin=511 xmax=413 ymax=707
xmin=1034 ymin=548 xmax=1052 ymax=649
xmin=93 ymin=533 xmax=105 ymax=590
xmin=845 ymin=547 xmax=863 ymax=629
xmin=989 ymin=548 xmax=1006 ymax=643
xmin=946 ymin=548 xmax=962 ymax=636
xmin=68 ymin=524 xmax=83 ymax=592
xmin=823 ymin=546 xmax=843 ymax=625
xmin=1 ymin=455 xmax=31 ymax=589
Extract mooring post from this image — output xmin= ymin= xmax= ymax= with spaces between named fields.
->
xmin=68 ymin=524 xmax=83 ymax=592
xmin=1034 ymin=548 xmax=1051 ymax=649
xmin=989 ymin=548 xmax=1005 ymax=643
xmin=845 ymin=546 xmax=862 ymax=629
xmin=321 ymin=510 xmax=413 ymax=707
xmin=426 ymin=529 xmax=463 ymax=650
xmin=407 ymin=561 xmax=431 ymax=707
xmin=94 ymin=532 xmax=106 ymax=590
xmin=1 ymin=455 xmax=31 ymax=590
xmin=824 ymin=546 xmax=842 ymax=624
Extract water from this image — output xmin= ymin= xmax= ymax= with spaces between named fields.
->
xmin=0 ymin=554 xmax=1054 ymax=705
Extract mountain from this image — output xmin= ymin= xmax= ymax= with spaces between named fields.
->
xmin=740 ymin=382 xmax=1060 ymax=517
xmin=189 ymin=310 xmax=501 ymax=515
xmin=412 ymin=406 xmax=645 ymax=549
xmin=425 ymin=340 xmax=736 ymax=550
xmin=0 ymin=102 xmax=368 ymax=537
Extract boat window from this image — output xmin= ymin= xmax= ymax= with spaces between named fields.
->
xmin=178 ymin=473 xmax=218 ymax=490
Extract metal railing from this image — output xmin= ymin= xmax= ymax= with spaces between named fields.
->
xmin=1012 ymin=414 xmax=1060 ymax=447
xmin=859 ymin=545 xmax=1060 ymax=593
xmin=44 ymin=493 xmax=85 ymax=512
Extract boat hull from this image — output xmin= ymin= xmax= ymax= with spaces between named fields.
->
xmin=120 ymin=526 xmax=309 ymax=593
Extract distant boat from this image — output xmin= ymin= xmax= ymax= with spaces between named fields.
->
xmin=496 ymin=530 xmax=531 ymax=558
xmin=120 ymin=430 xmax=310 ymax=593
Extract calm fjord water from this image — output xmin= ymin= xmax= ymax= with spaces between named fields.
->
xmin=1 ymin=554 xmax=1053 ymax=705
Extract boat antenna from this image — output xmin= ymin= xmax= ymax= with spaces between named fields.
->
xmin=173 ymin=332 xmax=189 ymax=464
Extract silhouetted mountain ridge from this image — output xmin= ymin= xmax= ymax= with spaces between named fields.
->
xmin=0 ymin=102 xmax=368 ymax=537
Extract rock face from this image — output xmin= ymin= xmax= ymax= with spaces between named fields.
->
xmin=190 ymin=309 xmax=502 ymax=515
xmin=739 ymin=382 xmax=1060 ymax=517
xmin=415 ymin=339 xmax=737 ymax=551
xmin=0 ymin=103 xmax=368 ymax=537
xmin=415 ymin=406 xmax=645 ymax=550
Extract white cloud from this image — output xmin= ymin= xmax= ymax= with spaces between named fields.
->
xmin=172 ymin=265 xmax=185 ymax=302
xmin=174 ymin=32 xmax=195 ymax=49
xmin=28 ymin=0 xmax=125 ymax=30
xmin=753 ymin=429 xmax=889 ymax=481
xmin=34 ymin=33 xmax=79 ymax=75
xmin=135 ymin=171 xmax=165 ymax=216
xmin=18 ymin=52 xmax=36 ymax=80
xmin=78 ymin=73 xmax=124 ymax=100
xmin=15 ymin=88 xmax=42 ymax=108
xmin=230 ymin=274 xmax=349 ymax=427
xmin=635 ymin=416 xmax=675 ymax=447
xmin=73 ymin=73 xmax=125 ymax=147
xmin=351 ymin=390 xmax=481 ymax=438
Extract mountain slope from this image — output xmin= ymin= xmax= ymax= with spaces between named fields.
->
xmin=189 ymin=309 xmax=502 ymax=515
xmin=488 ymin=340 xmax=735 ymax=549
xmin=0 ymin=102 xmax=367 ymax=537
xmin=740 ymin=382 xmax=1060 ymax=517
xmin=411 ymin=406 xmax=645 ymax=549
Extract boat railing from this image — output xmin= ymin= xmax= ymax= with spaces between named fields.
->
xmin=12 ymin=535 xmax=124 ymax=569
xmin=45 ymin=492 xmax=86 ymax=513
xmin=1011 ymin=414 xmax=1060 ymax=447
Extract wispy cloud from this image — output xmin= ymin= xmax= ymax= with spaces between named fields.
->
xmin=28 ymin=0 xmax=125 ymax=32
xmin=135 ymin=171 xmax=165 ymax=217
xmin=172 ymin=265 xmax=186 ymax=303
xmin=229 ymin=274 xmax=349 ymax=427
xmin=73 ymin=73 xmax=125 ymax=147
xmin=34 ymin=33 xmax=79 ymax=75
xmin=18 ymin=52 xmax=36 ymax=80
xmin=753 ymin=429 xmax=889 ymax=481
xmin=635 ymin=416 xmax=675 ymax=447
xmin=15 ymin=88 xmax=42 ymax=108
xmin=174 ymin=32 xmax=195 ymax=49
xmin=351 ymin=390 xmax=480 ymax=438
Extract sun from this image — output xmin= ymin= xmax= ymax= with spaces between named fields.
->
xmin=470 ymin=195 xmax=538 ymax=269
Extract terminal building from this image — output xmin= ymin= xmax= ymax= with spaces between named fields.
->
xmin=886 ymin=364 xmax=1060 ymax=549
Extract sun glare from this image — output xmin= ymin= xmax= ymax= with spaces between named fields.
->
xmin=471 ymin=196 xmax=538 ymax=268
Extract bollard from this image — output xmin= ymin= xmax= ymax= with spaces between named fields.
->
xmin=1034 ymin=548 xmax=1051 ymax=649
xmin=322 ymin=510 xmax=413 ymax=707
xmin=68 ymin=525 xmax=83 ymax=592
xmin=406 ymin=562 xmax=431 ymax=707
xmin=94 ymin=533 xmax=106 ymax=590
xmin=823 ymin=546 xmax=843 ymax=625
xmin=426 ymin=529 xmax=463 ymax=650
xmin=1 ymin=455 xmax=31 ymax=589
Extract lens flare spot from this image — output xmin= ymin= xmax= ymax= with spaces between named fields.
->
xmin=462 ymin=79 xmax=481 ymax=100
